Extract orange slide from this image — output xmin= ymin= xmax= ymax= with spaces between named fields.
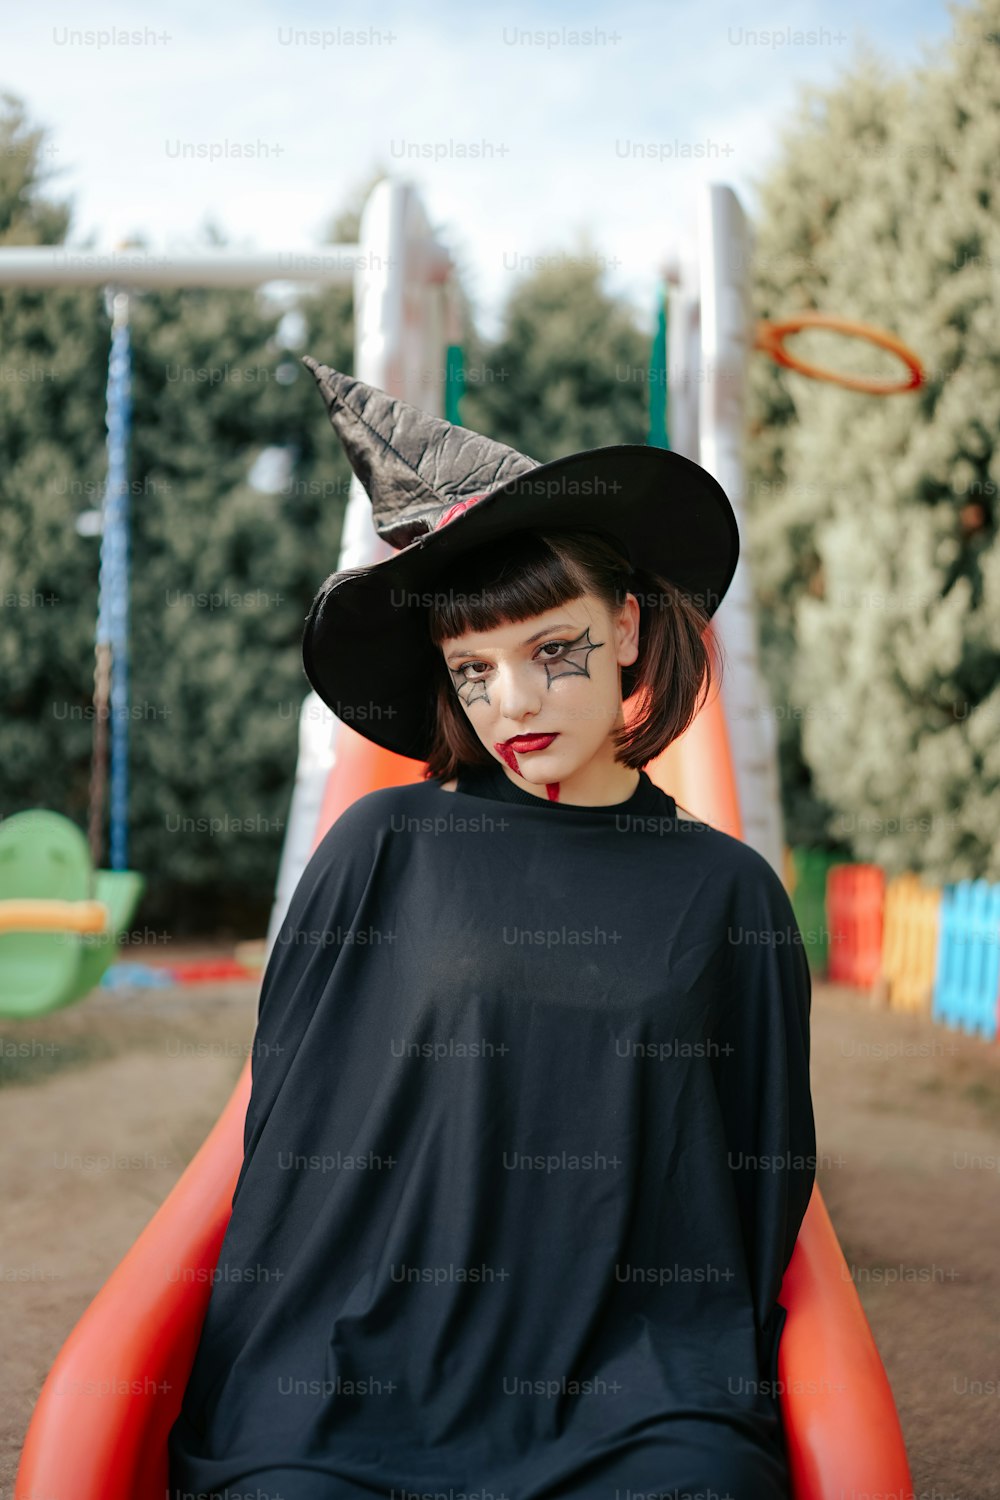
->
xmin=16 ymin=653 xmax=913 ymax=1499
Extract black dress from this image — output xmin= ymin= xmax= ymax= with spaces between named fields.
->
xmin=168 ymin=758 xmax=816 ymax=1500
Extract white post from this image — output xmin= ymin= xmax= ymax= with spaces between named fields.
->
xmin=697 ymin=183 xmax=785 ymax=877
xmin=664 ymin=276 xmax=701 ymax=467
xmin=265 ymin=180 xmax=455 ymax=953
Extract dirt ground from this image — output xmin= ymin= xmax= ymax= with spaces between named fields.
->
xmin=2 ymin=961 xmax=998 ymax=1499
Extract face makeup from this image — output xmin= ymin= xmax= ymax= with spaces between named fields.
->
xmin=493 ymin=735 xmax=562 ymax=799
xmin=444 ymin=596 xmax=639 ymax=808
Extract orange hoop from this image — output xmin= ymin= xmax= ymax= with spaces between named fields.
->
xmin=754 ymin=311 xmax=924 ymax=394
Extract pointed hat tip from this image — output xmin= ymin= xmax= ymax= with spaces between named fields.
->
xmin=302 ymin=356 xmax=355 ymax=406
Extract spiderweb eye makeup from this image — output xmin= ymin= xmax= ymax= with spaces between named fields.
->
xmin=448 ymin=625 xmax=604 ymax=711
xmin=450 ymin=670 xmax=490 ymax=708
xmin=540 ymin=626 xmax=604 ymax=687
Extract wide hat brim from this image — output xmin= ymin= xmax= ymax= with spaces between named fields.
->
xmin=302 ymin=443 xmax=739 ymax=763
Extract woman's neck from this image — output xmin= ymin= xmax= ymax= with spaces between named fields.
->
xmin=495 ymin=760 xmax=641 ymax=807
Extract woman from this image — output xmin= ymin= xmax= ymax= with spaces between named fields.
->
xmin=168 ymin=364 xmax=816 ymax=1500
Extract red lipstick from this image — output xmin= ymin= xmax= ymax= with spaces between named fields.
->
xmin=493 ymin=734 xmax=558 ymax=775
xmin=504 ymin=734 xmax=558 ymax=752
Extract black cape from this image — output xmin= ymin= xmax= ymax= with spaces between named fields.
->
xmin=169 ymin=759 xmax=816 ymax=1500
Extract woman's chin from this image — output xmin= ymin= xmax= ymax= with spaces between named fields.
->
xmin=514 ymin=750 xmax=580 ymax=785
xmin=488 ymin=739 xmax=591 ymax=784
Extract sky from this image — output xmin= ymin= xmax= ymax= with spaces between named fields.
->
xmin=3 ymin=0 xmax=959 ymax=339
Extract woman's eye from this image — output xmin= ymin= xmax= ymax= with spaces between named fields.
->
xmin=455 ymin=642 xmax=567 ymax=680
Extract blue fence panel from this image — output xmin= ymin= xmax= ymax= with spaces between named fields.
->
xmin=931 ymin=880 xmax=1000 ymax=1041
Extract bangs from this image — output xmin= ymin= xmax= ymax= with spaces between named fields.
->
xmin=425 ymin=529 xmax=622 ymax=648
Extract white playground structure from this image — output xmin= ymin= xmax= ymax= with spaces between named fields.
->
xmin=670 ymin=186 xmax=784 ymax=874
xmin=265 ymin=179 xmax=785 ymax=952
xmin=0 ymin=176 xmax=785 ymax=955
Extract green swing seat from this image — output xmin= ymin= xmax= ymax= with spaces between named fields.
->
xmin=0 ymin=810 xmax=144 ymax=1018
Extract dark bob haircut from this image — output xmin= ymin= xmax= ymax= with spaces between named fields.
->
xmin=421 ymin=527 xmax=724 ymax=782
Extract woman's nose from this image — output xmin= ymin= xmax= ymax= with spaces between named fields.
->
xmin=496 ymin=662 xmax=543 ymax=718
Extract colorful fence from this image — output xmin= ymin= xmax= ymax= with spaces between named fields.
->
xmin=786 ymin=852 xmax=999 ymax=1044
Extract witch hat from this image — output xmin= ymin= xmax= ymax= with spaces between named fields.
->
xmin=300 ymin=358 xmax=739 ymax=763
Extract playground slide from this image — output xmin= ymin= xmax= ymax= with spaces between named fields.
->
xmin=15 ymin=666 xmax=913 ymax=1499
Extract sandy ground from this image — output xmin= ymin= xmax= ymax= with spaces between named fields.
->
xmin=1 ymin=966 xmax=998 ymax=1499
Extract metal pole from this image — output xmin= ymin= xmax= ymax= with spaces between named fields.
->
xmin=0 ymin=246 xmax=366 ymax=289
xmin=95 ymin=289 xmax=133 ymax=871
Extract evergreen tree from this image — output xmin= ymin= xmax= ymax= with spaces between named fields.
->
xmin=0 ymin=93 xmax=110 ymax=821
xmin=746 ymin=0 xmax=1000 ymax=878
xmin=461 ymin=240 xmax=649 ymax=459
